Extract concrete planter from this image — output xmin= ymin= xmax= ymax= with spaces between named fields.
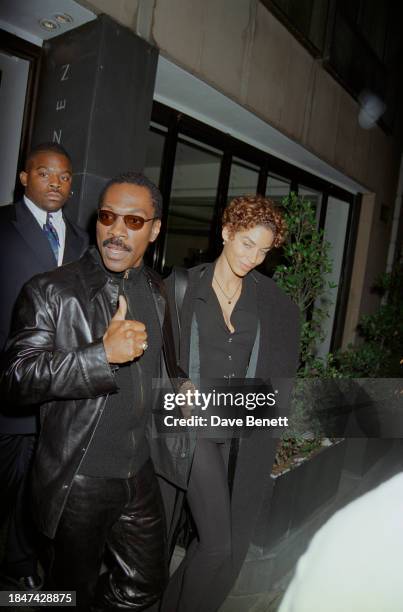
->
xmin=253 ymin=439 xmax=347 ymax=553
xmin=343 ymin=438 xmax=393 ymax=476
xmin=225 ymin=439 xmax=403 ymax=610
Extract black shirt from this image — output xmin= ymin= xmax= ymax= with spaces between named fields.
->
xmin=196 ymin=264 xmax=258 ymax=381
xmin=79 ymin=253 xmax=162 ymax=478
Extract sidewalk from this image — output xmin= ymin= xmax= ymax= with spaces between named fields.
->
xmin=217 ymin=439 xmax=403 ymax=611
xmin=2 ymin=441 xmax=402 ymax=611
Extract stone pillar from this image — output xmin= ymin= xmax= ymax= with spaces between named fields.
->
xmin=32 ymin=14 xmax=158 ymax=229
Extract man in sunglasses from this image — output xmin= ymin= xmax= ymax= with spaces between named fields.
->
xmin=1 ymin=172 xmax=190 ymax=611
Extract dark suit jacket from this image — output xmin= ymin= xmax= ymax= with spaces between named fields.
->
xmin=168 ymin=262 xmax=300 ymax=385
xmin=0 ymin=199 xmax=88 ymax=434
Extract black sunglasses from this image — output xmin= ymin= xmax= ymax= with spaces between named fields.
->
xmin=97 ymin=209 xmax=158 ymax=231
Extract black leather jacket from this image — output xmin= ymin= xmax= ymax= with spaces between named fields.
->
xmin=1 ymin=248 xmax=192 ymax=539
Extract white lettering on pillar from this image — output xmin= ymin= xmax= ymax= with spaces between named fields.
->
xmin=60 ymin=64 xmax=70 ymax=81
xmin=56 ymin=99 xmax=66 ymax=111
xmin=53 ymin=130 xmax=62 ymax=144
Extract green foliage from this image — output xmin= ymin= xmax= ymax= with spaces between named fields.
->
xmin=334 ymin=263 xmax=403 ymax=377
xmin=272 ymin=436 xmax=323 ymax=474
xmin=273 ymin=193 xmax=402 ymax=379
xmin=273 ymin=193 xmax=337 ymax=468
xmin=272 ymin=194 xmax=402 ymax=471
xmin=274 ymin=192 xmax=334 ymax=372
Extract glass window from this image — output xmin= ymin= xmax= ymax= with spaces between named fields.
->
xmin=228 ymin=158 xmax=259 ymax=200
xmin=266 ymin=174 xmax=291 ymax=203
xmin=268 ymin=0 xmax=329 ymax=53
xmin=298 ymin=185 xmax=323 ymax=224
xmin=314 ymin=197 xmax=350 ymax=358
xmin=0 ymin=51 xmax=30 ymax=205
xmin=149 ymin=103 xmax=357 ymax=351
xmin=251 ymin=174 xmax=290 ymax=277
xmin=358 ymin=1 xmax=388 ymax=60
xmin=339 ymin=0 xmax=360 ymax=24
xmin=309 ymin=0 xmax=329 ymax=52
xmin=162 ymin=136 xmax=222 ymax=270
xmin=144 ymin=124 xmax=167 ymax=186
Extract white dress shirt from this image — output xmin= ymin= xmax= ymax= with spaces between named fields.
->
xmin=24 ymin=196 xmax=66 ymax=266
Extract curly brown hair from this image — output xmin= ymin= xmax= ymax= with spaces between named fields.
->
xmin=222 ymin=195 xmax=286 ymax=248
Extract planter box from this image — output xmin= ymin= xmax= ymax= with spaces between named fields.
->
xmin=231 ymin=439 xmax=402 ymax=603
xmin=343 ymin=439 xmax=393 ymax=476
xmin=253 ymin=440 xmax=347 ymax=553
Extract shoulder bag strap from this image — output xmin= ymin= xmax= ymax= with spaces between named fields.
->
xmin=173 ymin=266 xmax=189 ymax=336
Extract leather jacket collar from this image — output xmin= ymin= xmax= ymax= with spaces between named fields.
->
xmin=81 ymin=246 xmax=156 ymax=302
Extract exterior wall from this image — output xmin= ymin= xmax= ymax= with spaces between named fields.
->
xmin=150 ymin=1 xmax=399 ymax=188
xmin=77 ymin=0 xmax=140 ymax=28
xmin=77 ymin=0 xmax=402 ymax=338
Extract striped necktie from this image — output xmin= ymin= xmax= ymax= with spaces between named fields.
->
xmin=43 ymin=212 xmax=60 ymax=263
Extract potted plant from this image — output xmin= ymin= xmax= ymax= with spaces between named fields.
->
xmin=252 ymin=192 xmax=347 ymax=553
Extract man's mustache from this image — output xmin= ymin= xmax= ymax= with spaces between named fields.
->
xmin=102 ymin=237 xmax=132 ymax=252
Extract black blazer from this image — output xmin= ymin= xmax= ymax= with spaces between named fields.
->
xmin=166 ymin=262 xmax=300 ymax=386
xmin=0 ymin=199 xmax=88 ymax=434
xmin=162 ymin=263 xmax=301 ymax=554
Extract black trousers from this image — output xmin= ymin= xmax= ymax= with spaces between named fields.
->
xmin=161 ymin=433 xmax=278 ymax=612
xmin=161 ymin=439 xmax=232 ymax=612
xmin=0 ymin=433 xmax=38 ymax=578
xmin=49 ymin=459 xmax=168 ymax=611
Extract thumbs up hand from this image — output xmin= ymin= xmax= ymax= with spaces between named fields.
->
xmin=103 ymin=296 xmax=147 ymax=364
xmin=112 ymin=295 xmax=128 ymax=321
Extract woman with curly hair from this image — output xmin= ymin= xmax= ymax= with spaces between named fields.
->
xmin=161 ymin=195 xmax=300 ymax=612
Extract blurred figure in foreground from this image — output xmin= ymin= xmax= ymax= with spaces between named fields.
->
xmin=279 ymin=471 xmax=403 ymax=612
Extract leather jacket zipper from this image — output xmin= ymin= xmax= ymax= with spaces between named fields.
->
xmin=123 ymin=271 xmax=145 ymax=476
xmin=73 ymin=280 xmax=118 ymax=476
xmin=122 ymin=274 xmax=145 ymax=409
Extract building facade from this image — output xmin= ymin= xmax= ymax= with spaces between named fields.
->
xmin=1 ymin=0 xmax=402 ymax=355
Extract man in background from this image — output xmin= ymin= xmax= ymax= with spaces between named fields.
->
xmin=0 ymin=142 xmax=88 ymax=590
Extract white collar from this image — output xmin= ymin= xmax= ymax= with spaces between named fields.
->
xmin=23 ymin=195 xmax=63 ymax=225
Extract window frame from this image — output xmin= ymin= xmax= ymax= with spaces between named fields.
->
xmin=0 ymin=29 xmax=42 ymax=201
xmin=148 ymin=101 xmax=359 ymax=353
